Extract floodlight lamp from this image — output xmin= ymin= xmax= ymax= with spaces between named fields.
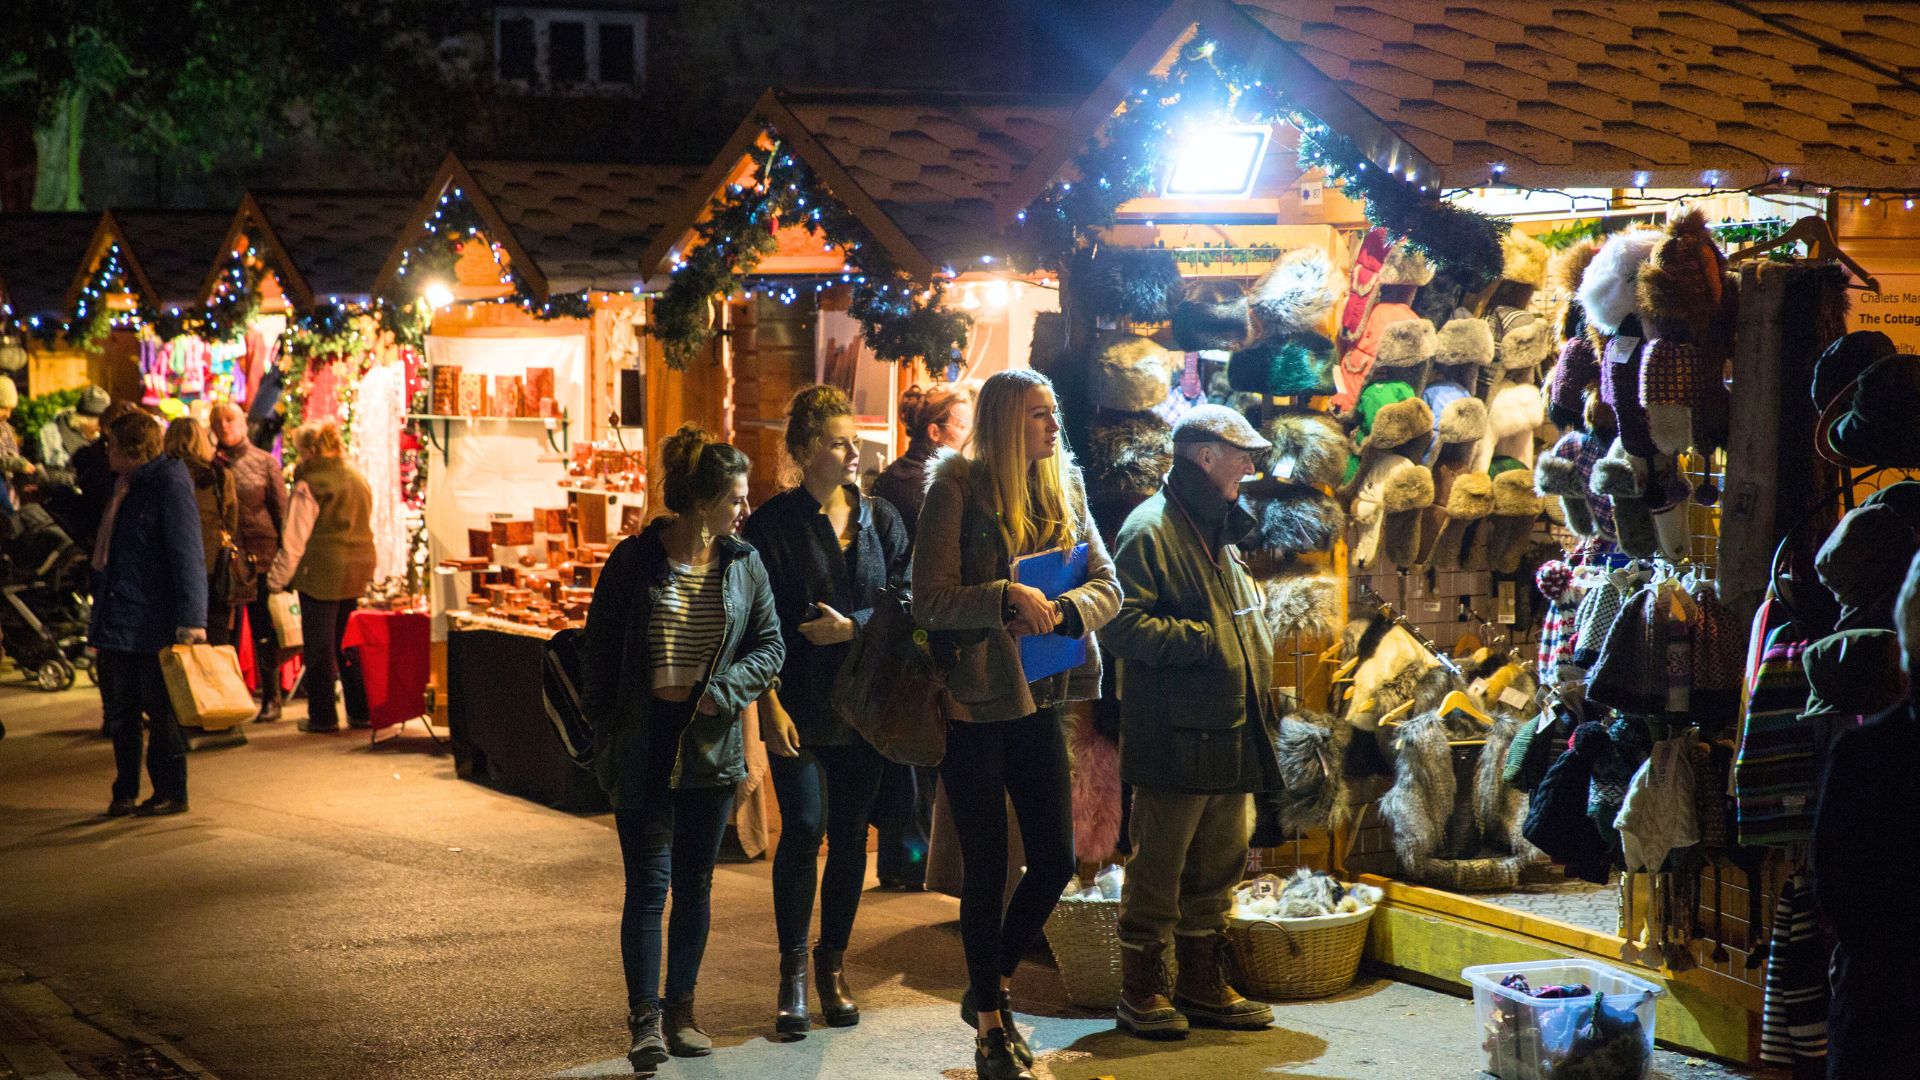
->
xmin=1164 ymin=124 xmax=1270 ymax=199
xmin=423 ymin=282 xmax=455 ymax=310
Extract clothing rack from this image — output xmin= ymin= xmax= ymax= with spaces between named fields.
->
xmin=1354 ymin=583 xmax=1461 ymax=678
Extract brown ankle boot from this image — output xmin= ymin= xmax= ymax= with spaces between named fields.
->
xmin=1172 ymin=933 xmax=1272 ymax=1030
xmin=1115 ymin=940 xmax=1188 ymax=1039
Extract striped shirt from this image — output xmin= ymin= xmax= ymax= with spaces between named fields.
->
xmin=649 ymin=559 xmax=726 ymax=692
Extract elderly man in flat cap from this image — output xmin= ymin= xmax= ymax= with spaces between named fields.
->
xmin=1103 ymin=404 xmax=1280 ymax=1040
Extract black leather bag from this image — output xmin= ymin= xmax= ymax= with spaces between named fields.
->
xmin=211 ymin=537 xmax=259 ymax=607
xmin=829 ymin=587 xmax=946 ymax=767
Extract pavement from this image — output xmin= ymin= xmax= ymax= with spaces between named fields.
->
xmin=0 ymin=674 xmax=1767 ymax=1080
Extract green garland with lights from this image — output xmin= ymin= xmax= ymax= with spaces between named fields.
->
xmin=383 ymin=188 xmax=597 ymax=340
xmin=201 ymin=231 xmax=266 ymax=343
xmin=65 ymin=247 xmax=133 ymax=351
xmin=652 ymin=136 xmax=971 ymax=375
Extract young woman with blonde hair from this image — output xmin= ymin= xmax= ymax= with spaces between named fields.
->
xmin=741 ymin=384 xmax=911 ymax=1036
xmin=913 ymin=368 xmax=1120 ymax=1080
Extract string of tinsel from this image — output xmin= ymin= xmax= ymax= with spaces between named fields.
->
xmin=651 ymin=134 xmax=970 ymax=375
xmin=1003 ymin=31 xmax=1510 ymax=290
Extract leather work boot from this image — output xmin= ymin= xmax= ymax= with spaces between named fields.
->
xmin=813 ymin=945 xmax=859 ymax=1027
xmin=662 ymin=995 xmax=712 ymax=1057
xmin=1172 ymin=933 xmax=1273 ymax=1029
xmin=626 ymin=1008 xmax=667 ymax=1075
xmin=775 ymin=948 xmax=810 ymax=1035
xmin=1115 ymin=939 xmax=1188 ymax=1039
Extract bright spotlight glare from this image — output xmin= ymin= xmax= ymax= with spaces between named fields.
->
xmin=1164 ymin=125 xmax=1270 ymax=198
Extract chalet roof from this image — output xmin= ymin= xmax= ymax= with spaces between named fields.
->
xmin=463 ymin=160 xmax=705 ymax=295
xmin=0 ymin=213 xmax=99 ymax=320
xmin=1230 ymin=0 xmax=1920 ymax=189
xmin=105 ymin=210 xmax=234 ymax=312
xmin=239 ymin=191 xmax=419 ymax=308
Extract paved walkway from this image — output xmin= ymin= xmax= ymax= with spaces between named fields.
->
xmin=0 ymin=677 xmax=1765 ymax=1079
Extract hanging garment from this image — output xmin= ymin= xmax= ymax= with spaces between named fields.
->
xmin=1733 ymin=624 xmax=1817 ymax=847
xmin=1587 ymin=716 xmax=1652 ymax=854
xmin=1535 ymin=560 xmax=1577 ymax=678
xmin=1565 ymin=572 xmax=1625 ymax=678
xmin=1759 ymin=873 xmax=1828 ymax=1067
xmin=1378 ymin=709 xmax=1543 ymax=891
xmin=1656 ymin=580 xmax=1695 ymax=723
xmin=1615 ymin=735 xmax=1700 ymax=873
xmin=1690 ymin=581 xmax=1743 ymax=732
xmin=348 ymin=363 xmax=409 ymax=583
xmin=1588 ymin=583 xmax=1661 ymax=716
xmin=1522 ymin=721 xmax=1615 ymax=884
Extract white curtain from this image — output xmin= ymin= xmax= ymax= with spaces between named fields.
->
xmin=349 ymin=362 xmax=408 ymax=583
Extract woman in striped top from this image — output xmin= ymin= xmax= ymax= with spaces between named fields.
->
xmin=580 ymin=424 xmax=783 ymax=1076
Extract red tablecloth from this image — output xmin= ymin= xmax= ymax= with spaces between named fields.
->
xmin=340 ymin=610 xmax=432 ymax=729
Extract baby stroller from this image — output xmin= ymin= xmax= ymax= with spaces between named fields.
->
xmin=0 ymin=504 xmax=93 ymax=691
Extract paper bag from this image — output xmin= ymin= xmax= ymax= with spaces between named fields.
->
xmin=159 ymin=644 xmax=257 ymax=729
xmin=268 ymin=592 xmax=304 ymax=652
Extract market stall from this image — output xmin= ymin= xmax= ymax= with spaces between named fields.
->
xmin=0 ymin=211 xmax=99 ymax=400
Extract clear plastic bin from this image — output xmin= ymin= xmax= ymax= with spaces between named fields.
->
xmin=1463 ymin=960 xmax=1665 ymax=1080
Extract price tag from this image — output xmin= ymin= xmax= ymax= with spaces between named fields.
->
xmin=1497 ymin=581 xmax=1517 ymax=624
xmin=1500 ymin=686 xmax=1533 ymax=711
xmin=1181 ymin=351 xmax=1203 ymax=399
xmin=1605 ymin=335 xmax=1641 ymax=365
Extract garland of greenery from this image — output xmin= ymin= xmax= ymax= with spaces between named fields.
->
xmin=66 ymin=246 xmax=133 ymax=351
xmin=382 ymin=187 xmax=596 ymax=343
xmin=7 ymin=387 xmax=84 ymax=453
xmin=202 ymin=231 xmax=267 ymax=343
xmin=651 ymin=137 xmax=971 ymax=374
xmin=1003 ymin=33 xmax=1510 ymax=289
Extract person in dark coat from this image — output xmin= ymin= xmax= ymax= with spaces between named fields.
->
xmin=1103 ymin=405 xmax=1279 ymax=1040
xmin=742 ymin=386 xmax=911 ymax=1036
xmin=91 ymin=410 xmax=206 ymax=817
xmin=212 ymin=402 xmax=285 ymax=720
xmin=580 ymin=423 xmax=783 ymax=1075
xmin=868 ymin=382 xmax=973 ymax=890
xmin=1814 ymin=552 xmax=1920 ymax=1079
xmin=44 ymin=400 xmax=139 ymax=554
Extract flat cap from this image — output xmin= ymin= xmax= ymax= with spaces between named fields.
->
xmin=1172 ymin=404 xmax=1272 ymax=452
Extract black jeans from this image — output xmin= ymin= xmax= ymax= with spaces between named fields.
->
xmin=298 ymin=593 xmax=356 ymax=727
xmin=874 ymin=762 xmax=937 ymax=886
xmin=768 ymin=739 xmax=888 ymax=954
xmin=242 ymin=586 xmax=279 ymax=698
xmin=100 ymin=649 xmax=187 ymax=802
xmin=613 ymin=697 xmax=734 ymax=1013
xmin=939 ymin=707 xmax=1075 ymax=1008
xmin=205 ymin=599 xmax=236 ymax=648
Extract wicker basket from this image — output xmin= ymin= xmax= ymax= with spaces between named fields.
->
xmin=1043 ymin=898 xmax=1123 ymax=1008
xmin=1226 ymin=906 xmax=1374 ymax=1001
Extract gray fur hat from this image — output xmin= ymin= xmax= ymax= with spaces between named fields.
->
xmin=1249 ymin=248 xmax=1338 ymax=339
xmin=1434 ymin=317 xmax=1495 ymax=367
xmin=1094 ymin=336 xmax=1174 ymax=413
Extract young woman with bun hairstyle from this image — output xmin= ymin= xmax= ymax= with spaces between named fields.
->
xmin=912 ymin=368 xmax=1121 ymax=1080
xmin=740 ymin=384 xmax=912 ymax=1036
xmin=580 ymin=423 xmax=783 ymax=1075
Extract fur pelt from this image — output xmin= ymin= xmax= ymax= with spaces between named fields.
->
xmin=1173 ymin=279 xmax=1253 ymax=351
xmin=1436 ymin=317 xmax=1495 ymax=367
xmin=1636 ymin=209 xmax=1728 ymax=344
xmin=1383 ymin=462 xmax=1436 ymax=514
xmin=1253 ymin=484 xmax=1345 ymax=554
xmin=1272 ymin=711 xmax=1348 ymax=833
xmin=1437 ymin=395 xmax=1489 ymax=444
xmin=1264 ymin=409 xmax=1350 ymax=488
xmin=1095 ymin=336 xmax=1175 ymax=412
xmin=1345 ymin=619 xmax=1446 ymax=731
xmin=1069 ymin=707 xmax=1124 ymax=860
xmin=1262 ymin=573 xmax=1341 ymax=640
xmin=1380 ymin=462 xmax=1436 ymax=568
xmin=1380 ymin=242 xmax=1436 ymax=287
xmin=1446 ymin=470 xmax=1496 ymax=518
xmin=1378 ymin=709 xmax=1543 ymax=891
xmin=1084 ymin=413 xmax=1173 ymax=500
xmin=1228 ymin=334 xmax=1335 ymax=396
xmin=1495 ymin=311 xmax=1554 ymax=371
xmin=1250 ymin=248 xmax=1338 ymax=338
xmin=1073 ymin=247 xmax=1185 ymax=323
xmin=1550 ymin=237 xmax=1603 ymax=340
xmin=1375 ymin=317 xmax=1437 ymax=368
xmin=1577 ymin=229 xmax=1661 ymax=335
xmin=1502 ymin=229 xmax=1550 ymax=289
xmin=1590 ymin=439 xmax=1646 ymax=497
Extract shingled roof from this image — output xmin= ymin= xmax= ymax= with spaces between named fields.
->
xmin=0 ymin=212 xmax=99 ymax=321
xmin=376 ymin=155 xmax=706 ymax=300
xmin=229 ymin=191 xmax=418 ymax=308
xmin=644 ymin=89 xmax=1076 ymax=282
xmin=91 ymin=210 xmax=235 ymax=312
xmin=1228 ymin=0 xmax=1920 ymax=189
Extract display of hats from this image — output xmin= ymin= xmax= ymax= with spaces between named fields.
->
xmin=1434 ymin=317 xmax=1494 ymax=369
xmin=1227 ymin=333 xmax=1336 ymax=396
xmin=1826 ymin=354 xmax=1920 ymax=469
xmin=1251 ymin=484 xmax=1345 ymax=554
xmin=1816 ymin=503 xmax=1920 ymax=630
xmin=1812 ymin=330 xmax=1897 ymax=411
xmin=1263 ymin=409 xmax=1350 ymax=488
xmin=1371 ymin=317 xmax=1436 ymax=387
xmin=1094 ymin=336 xmax=1176 ymax=412
xmin=1802 ymin=629 xmax=1908 ymax=718
xmin=1172 ymin=279 xmax=1253 ymax=352
xmin=1072 ymin=247 xmax=1185 ymax=323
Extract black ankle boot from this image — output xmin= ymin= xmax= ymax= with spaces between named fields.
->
xmin=776 ymin=948 xmax=810 ymax=1035
xmin=663 ymin=995 xmax=712 ymax=1057
xmin=627 ymin=1007 xmax=667 ymax=1074
xmin=960 ymin=988 xmax=1032 ymax=1067
xmin=974 ymin=1026 xmax=1036 ymax=1080
xmin=813 ymin=945 xmax=859 ymax=1027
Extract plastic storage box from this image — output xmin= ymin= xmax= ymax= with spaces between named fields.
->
xmin=1463 ymin=960 xmax=1665 ymax=1080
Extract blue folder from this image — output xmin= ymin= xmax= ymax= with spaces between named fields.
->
xmin=1010 ymin=543 xmax=1090 ymax=683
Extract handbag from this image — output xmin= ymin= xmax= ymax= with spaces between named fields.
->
xmin=829 ymin=586 xmax=946 ymax=767
xmin=268 ymin=591 xmax=304 ymax=652
xmin=158 ymin=644 xmax=257 ymax=730
xmin=211 ymin=534 xmax=259 ymax=607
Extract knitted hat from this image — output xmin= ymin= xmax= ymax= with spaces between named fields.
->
xmin=1263 ymin=409 xmax=1350 ymax=488
xmin=1435 ymin=317 xmax=1494 ymax=368
xmin=1172 ymin=279 xmax=1252 ymax=352
xmin=1639 ymin=338 xmax=1705 ymax=455
xmin=1600 ymin=325 xmax=1658 ymax=458
xmin=1547 ymin=336 xmax=1601 ymax=431
xmin=1249 ymin=248 xmax=1338 ymax=338
xmin=1094 ymin=336 xmax=1175 ymax=412
xmin=1649 ymin=473 xmax=1694 ymax=562
xmin=1378 ymin=459 xmax=1437 ymax=569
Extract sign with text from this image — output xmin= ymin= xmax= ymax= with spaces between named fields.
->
xmin=1848 ymin=274 xmax=1920 ymax=354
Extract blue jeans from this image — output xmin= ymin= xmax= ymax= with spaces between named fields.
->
xmin=768 ymin=740 xmax=887 ymax=953
xmin=612 ymin=698 xmax=734 ymax=1012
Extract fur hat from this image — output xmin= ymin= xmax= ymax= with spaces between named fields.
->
xmin=1227 ymin=333 xmax=1335 ymax=397
xmin=1577 ymin=230 xmax=1661 ymax=336
xmin=1489 ymin=382 xmax=1544 ymax=465
xmin=1379 ymin=460 xmax=1437 ymax=569
xmin=1379 ymin=243 xmax=1436 ymax=288
xmin=1428 ymin=471 xmax=1494 ymax=570
xmin=1501 ymin=229 xmax=1550 ymax=289
xmin=1593 ymin=440 xmax=1657 ymax=557
xmin=1599 ymin=328 xmax=1659 ymax=458
xmin=1172 ymin=279 xmax=1253 ymax=351
xmin=1083 ymin=413 xmax=1172 ymax=500
xmin=1375 ymin=318 xmax=1437 ymax=370
xmin=1486 ymin=469 xmax=1543 ymax=573
xmin=1551 ymin=237 xmax=1603 ymax=340
xmin=1534 ymin=436 xmax=1596 ymax=538
xmin=1094 ymin=336 xmax=1175 ymax=412
xmin=1364 ymin=395 xmax=1435 ymax=453
xmin=1493 ymin=308 xmax=1554 ymax=371
xmin=1351 ymin=451 xmax=1413 ymax=569
xmin=1252 ymin=484 xmax=1345 ymax=554
xmin=1637 ymin=209 xmax=1728 ymax=345
xmin=1264 ymin=409 xmax=1350 ymax=488
xmin=1249 ymin=248 xmax=1338 ymax=338
xmin=1073 ymin=247 xmax=1184 ymax=323
xmin=1435 ymin=317 xmax=1495 ymax=368
xmin=1263 ymin=573 xmax=1342 ymax=640
xmin=1437 ymin=393 xmax=1489 ymax=446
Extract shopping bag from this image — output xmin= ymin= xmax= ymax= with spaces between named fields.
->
xmin=829 ymin=587 xmax=946 ymax=767
xmin=159 ymin=644 xmax=258 ymax=730
xmin=268 ymin=591 xmax=304 ymax=652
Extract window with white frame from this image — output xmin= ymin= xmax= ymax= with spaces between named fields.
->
xmin=494 ymin=7 xmax=645 ymax=92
